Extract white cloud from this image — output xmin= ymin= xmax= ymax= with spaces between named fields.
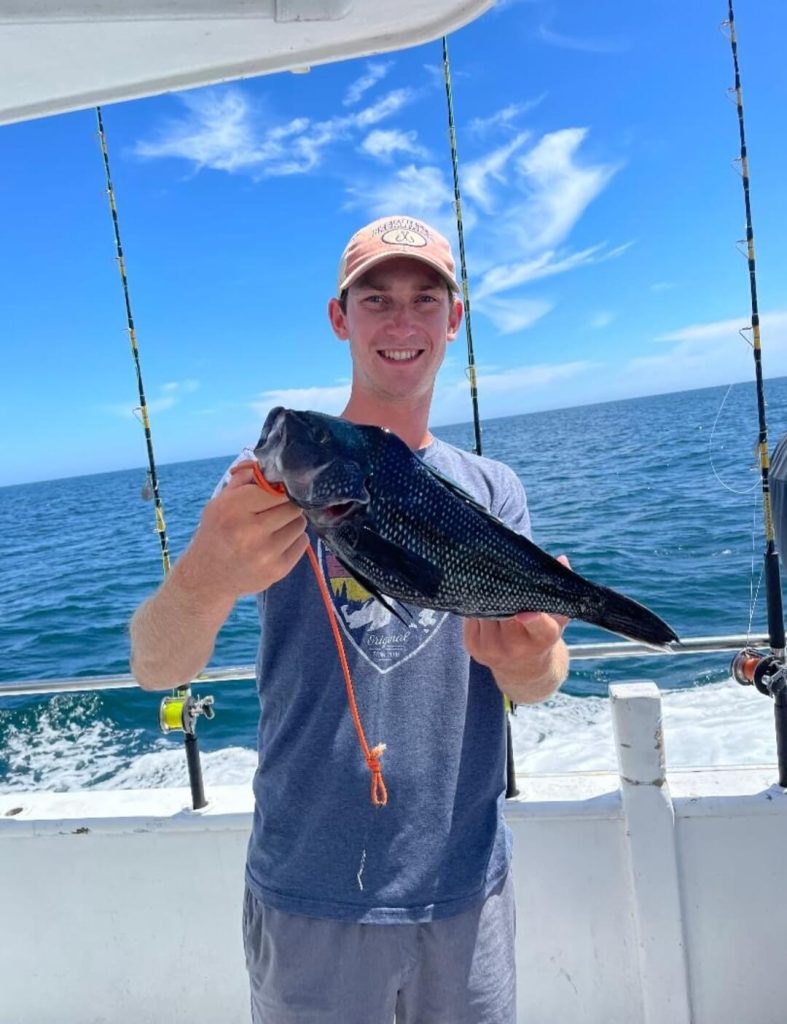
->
xmin=468 ymin=98 xmax=546 ymax=137
xmin=476 ymin=296 xmax=554 ymax=334
xmin=431 ymin=360 xmax=597 ymax=423
xmin=343 ymin=62 xmax=393 ymax=107
xmin=250 ymin=383 xmax=351 ymax=419
xmin=475 ymin=242 xmax=631 ymax=301
xmin=621 ymin=310 xmax=787 ymax=394
xmin=135 ymin=86 xmax=416 ymax=178
xmin=508 ymin=128 xmax=621 ymax=253
xmin=348 ymin=164 xmax=456 ymax=229
xmin=588 ymin=311 xmax=616 ymax=329
xmin=655 ymin=312 xmax=787 ymax=344
xmin=462 ymin=132 xmax=531 ymax=212
xmin=102 ymin=379 xmax=200 ymax=419
xmin=650 ymin=281 xmax=675 ymax=293
xmin=360 ymin=129 xmax=428 ymax=163
xmin=537 ymin=24 xmax=629 ymax=54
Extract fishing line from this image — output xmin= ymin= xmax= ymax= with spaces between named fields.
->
xmin=723 ymin=0 xmax=785 ymax=658
xmin=707 ymin=382 xmax=761 ymax=496
xmin=96 ymin=106 xmax=171 ymax=578
xmin=442 ymin=34 xmax=519 ymax=800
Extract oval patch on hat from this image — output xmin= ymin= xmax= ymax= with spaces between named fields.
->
xmin=381 ymin=228 xmax=428 ymax=247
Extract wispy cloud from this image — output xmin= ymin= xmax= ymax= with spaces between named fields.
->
xmin=103 ymin=379 xmax=200 ymax=419
xmin=621 ymin=310 xmax=787 ymax=394
xmin=462 ymin=132 xmax=531 ymax=212
xmin=538 ymin=24 xmax=629 ymax=55
xmin=432 ymin=359 xmax=597 ymax=423
xmin=135 ymin=86 xmax=416 ymax=178
xmin=650 ymin=281 xmax=675 ymax=293
xmin=475 ymin=243 xmax=631 ymax=301
xmin=588 ymin=311 xmax=616 ymax=329
xmin=475 ymin=297 xmax=554 ymax=335
xmin=468 ymin=98 xmax=546 ymax=137
xmin=360 ymin=129 xmax=428 ymax=163
xmin=347 ymin=164 xmax=456 ymax=230
xmin=343 ymin=62 xmax=393 ymax=107
xmin=654 ymin=312 xmax=787 ymax=344
xmin=250 ymin=383 xmax=351 ymax=419
xmin=506 ymin=128 xmax=621 ymax=253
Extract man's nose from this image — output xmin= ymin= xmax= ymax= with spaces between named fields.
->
xmin=386 ymin=303 xmax=416 ymax=336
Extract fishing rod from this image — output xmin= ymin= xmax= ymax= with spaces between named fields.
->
xmin=722 ymin=3 xmax=787 ymax=786
xmin=442 ymin=35 xmax=483 ymax=458
xmin=442 ymin=36 xmax=520 ymax=798
xmin=96 ymin=107 xmax=213 ymax=810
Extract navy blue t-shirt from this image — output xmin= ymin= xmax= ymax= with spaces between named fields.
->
xmin=227 ymin=436 xmax=531 ymax=922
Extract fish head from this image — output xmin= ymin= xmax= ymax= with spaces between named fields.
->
xmin=253 ymin=407 xmax=372 ymax=528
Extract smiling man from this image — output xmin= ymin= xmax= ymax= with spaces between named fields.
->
xmin=130 ymin=215 xmax=569 ymax=1024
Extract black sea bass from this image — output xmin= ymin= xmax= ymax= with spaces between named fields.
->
xmin=253 ymin=408 xmax=679 ymax=647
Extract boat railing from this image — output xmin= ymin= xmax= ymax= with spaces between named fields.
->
xmin=0 ymin=632 xmax=769 ymax=698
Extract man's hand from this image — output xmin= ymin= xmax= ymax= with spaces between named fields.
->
xmin=130 ymin=461 xmax=308 ymax=690
xmin=181 ymin=460 xmax=309 ymax=604
xmin=462 ymin=555 xmax=571 ymax=705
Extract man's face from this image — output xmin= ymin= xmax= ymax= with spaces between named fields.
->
xmin=329 ymin=256 xmax=463 ymax=403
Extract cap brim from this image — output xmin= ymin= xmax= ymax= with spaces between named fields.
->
xmin=338 ymin=250 xmax=460 ymax=295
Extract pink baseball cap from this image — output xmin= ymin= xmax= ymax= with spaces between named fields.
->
xmin=337 ymin=215 xmax=460 ymax=296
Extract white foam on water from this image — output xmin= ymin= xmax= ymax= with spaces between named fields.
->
xmin=1 ymin=678 xmax=779 ymax=792
xmin=513 ymin=676 xmax=777 ymax=775
xmin=99 ymin=745 xmax=258 ymax=790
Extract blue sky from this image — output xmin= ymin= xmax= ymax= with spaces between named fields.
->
xmin=3 ymin=0 xmax=787 ymax=485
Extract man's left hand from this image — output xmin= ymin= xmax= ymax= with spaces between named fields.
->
xmin=462 ymin=555 xmax=571 ymax=704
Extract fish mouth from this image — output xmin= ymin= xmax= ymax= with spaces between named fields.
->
xmin=307 ymin=497 xmax=365 ymax=529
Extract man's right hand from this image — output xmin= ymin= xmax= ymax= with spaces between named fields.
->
xmin=182 ymin=460 xmax=309 ymax=603
xmin=130 ymin=460 xmax=308 ymax=690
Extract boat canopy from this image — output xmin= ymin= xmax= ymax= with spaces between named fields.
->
xmin=0 ymin=0 xmax=494 ymax=126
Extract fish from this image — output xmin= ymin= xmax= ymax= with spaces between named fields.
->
xmin=253 ymin=407 xmax=680 ymax=648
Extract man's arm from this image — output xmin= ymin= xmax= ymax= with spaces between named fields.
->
xmin=130 ymin=462 xmax=308 ymax=691
xmin=463 ymin=612 xmax=569 ymax=705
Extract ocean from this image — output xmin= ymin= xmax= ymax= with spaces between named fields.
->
xmin=2 ymin=378 xmax=787 ymax=792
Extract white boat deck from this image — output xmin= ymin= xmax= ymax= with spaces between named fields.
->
xmin=3 ymin=683 xmax=786 ymax=1023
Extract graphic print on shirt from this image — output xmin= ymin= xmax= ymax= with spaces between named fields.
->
xmin=319 ymin=543 xmax=449 ymax=674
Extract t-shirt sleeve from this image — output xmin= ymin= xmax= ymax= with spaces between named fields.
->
xmin=211 ymin=448 xmax=256 ymax=499
xmin=492 ymin=464 xmax=532 ymax=541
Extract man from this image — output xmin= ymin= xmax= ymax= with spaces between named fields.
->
xmin=130 ymin=215 xmax=569 ymax=1023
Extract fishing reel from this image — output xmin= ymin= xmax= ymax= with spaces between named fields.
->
xmin=731 ymin=648 xmax=787 ymax=698
xmin=159 ymin=690 xmax=215 ymax=736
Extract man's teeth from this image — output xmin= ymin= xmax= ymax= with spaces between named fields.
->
xmin=380 ymin=350 xmax=420 ymax=361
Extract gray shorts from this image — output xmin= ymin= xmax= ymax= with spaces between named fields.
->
xmin=242 ymin=873 xmax=516 ymax=1024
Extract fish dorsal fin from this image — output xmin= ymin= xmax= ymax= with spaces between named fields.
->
xmin=356 ymin=524 xmax=443 ymax=599
xmin=332 ymin=549 xmax=412 ymax=626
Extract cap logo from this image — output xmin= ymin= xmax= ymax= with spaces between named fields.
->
xmin=380 ymin=228 xmax=428 ymax=248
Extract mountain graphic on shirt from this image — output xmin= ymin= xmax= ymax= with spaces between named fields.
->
xmin=319 ymin=545 xmax=448 ymax=674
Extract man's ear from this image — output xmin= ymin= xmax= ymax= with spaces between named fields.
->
xmin=328 ymin=297 xmax=350 ymax=341
xmin=446 ymin=297 xmax=464 ymax=342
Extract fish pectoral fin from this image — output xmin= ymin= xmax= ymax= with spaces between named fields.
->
xmin=357 ymin=526 xmax=442 ymax=598
xmin=334 ymin=553 xmax=412 ymax=626
xmin=422 ymin=463 xmax=500 ymax=519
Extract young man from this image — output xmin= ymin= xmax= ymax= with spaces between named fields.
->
xmin=130 ymin=215 xmax=569 ymax=1023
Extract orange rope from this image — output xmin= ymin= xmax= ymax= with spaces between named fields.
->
xmin=251 ymin=463 xmax=388 ymax=806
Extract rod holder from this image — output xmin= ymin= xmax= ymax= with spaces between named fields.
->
xmin=159 ymin=690 xmax=215 ymax=811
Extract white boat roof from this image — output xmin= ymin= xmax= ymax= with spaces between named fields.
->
xmin=0 ymin=0 xmax=494 ymax=126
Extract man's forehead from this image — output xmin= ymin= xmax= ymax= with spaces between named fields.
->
xmin=353 ymin=258 xmax=445 ymax=291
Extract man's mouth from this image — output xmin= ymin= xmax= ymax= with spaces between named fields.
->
xmin=378 ymin=349 xmax=423 ymax=363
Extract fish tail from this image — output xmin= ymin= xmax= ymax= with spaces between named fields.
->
xmin=588 ymin=587 xmax=679 ymax=648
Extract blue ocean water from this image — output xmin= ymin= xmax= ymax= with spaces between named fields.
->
xmin=2 ymin=378 xmax=786 ymax=790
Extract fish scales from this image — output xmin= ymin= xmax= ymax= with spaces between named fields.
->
xmin=253 ymin=408 xmax=680 ymax=647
